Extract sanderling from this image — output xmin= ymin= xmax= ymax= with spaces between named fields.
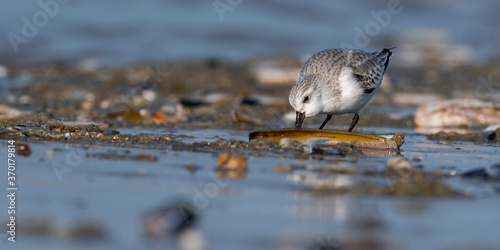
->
xmin=289 ymin=48 xmax=393 ymax=131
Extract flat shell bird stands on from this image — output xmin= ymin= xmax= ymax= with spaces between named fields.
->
xmin=289 ymin=48 xmax=394 ymax=131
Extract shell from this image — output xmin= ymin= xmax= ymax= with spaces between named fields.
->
xmin=415 ymin=99 xmax=500 ymax=128
xmin=249 ymin=129 xmax=404 ymax=150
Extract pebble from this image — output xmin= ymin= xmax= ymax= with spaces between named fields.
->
xmin=144 ymin=202 xmax=197 ymax=238
xmin=17 ymin=143 xmax=31 ymax=157
xmin=216 ymin=153 xmax=247 ymax=171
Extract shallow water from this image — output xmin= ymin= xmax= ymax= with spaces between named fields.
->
xmin=1 ymin=127 xmax=499 ymax=249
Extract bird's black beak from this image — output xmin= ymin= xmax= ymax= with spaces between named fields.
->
xmin=295 ymin=111 xmax=305 ymax=129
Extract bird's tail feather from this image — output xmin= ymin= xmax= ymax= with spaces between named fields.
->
xmin=372 ymin=47 xmax=395 ymax=71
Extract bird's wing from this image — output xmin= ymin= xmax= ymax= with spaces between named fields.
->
xmin=348 ymin=49 xmax=392 ymax=94
xmin=297 ymin=49 xmax=346 ymax=81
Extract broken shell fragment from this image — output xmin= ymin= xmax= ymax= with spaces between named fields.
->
xmin=249 ymin=129 xmax=404 ymax=150
xmin=415 ymin=99 xmax=500 ymax=128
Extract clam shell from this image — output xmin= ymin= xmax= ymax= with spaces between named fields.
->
xmin=249 ymin=129 xmax=404 ymax=150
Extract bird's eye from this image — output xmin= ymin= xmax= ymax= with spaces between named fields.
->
xmin=303 ymin=96 xmax=309 ymax=103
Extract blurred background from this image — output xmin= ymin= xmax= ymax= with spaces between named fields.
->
xmin=1 ymin=0 xmax=499 ymax=66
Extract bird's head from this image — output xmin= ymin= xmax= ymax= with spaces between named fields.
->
xmin=288 ymin=75 xmax=323 ymax=128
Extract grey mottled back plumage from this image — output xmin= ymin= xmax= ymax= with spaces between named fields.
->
xmin=297 ymin=48 xmax=392 ymax=94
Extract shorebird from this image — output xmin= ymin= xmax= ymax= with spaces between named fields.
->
xmin=289 ymin=48 xmax=393 ymax=131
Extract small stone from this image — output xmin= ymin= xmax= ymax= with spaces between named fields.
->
xmin=216 ymin=153 xmax=247 ymax=170
xmin=279 ymin=138 xmax=292 ymax=148
xmin=386 ymin=158 xmax=413 ymax=170
xmin=144 ymin=202 xmax=197 ymax=238
xmin=17 ymin=143 xmax=31 ymax=157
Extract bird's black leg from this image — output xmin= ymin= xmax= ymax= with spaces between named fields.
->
xmin=348 ymin=113 xmax=359 ymax=132
xmin=319 ymin=115 xmax=332 ymax=129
